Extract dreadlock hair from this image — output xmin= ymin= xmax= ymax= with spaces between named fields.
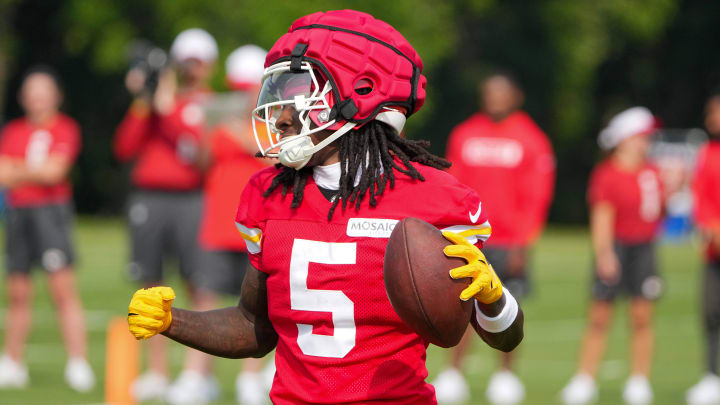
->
xmin=262 ymin=120 xmax=451 ymax=220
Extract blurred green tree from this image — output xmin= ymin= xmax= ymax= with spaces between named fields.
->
xmin=0 ymin=0 xmax=19 ymax=117
xmin=3 ymin=0 xmax=718 ymax=223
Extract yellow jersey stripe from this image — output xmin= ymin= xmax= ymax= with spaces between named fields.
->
xmin=235 ymin=222 xmax=262 ymax=254
xmin=457 ymin=227 xmax=492 ymax=238
xmin=238 ymin=231 xmax=262 ymax=243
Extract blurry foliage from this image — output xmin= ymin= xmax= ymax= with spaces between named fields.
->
xmin=0 ymin=0 xmax=19 ymax=115
xmin=542 ymin=0 xmax=676 ymax=140
xmin=58 ymin=0 xmax=456 ymax=128
xmin=0 ymin=0 xmax=716 ymax=222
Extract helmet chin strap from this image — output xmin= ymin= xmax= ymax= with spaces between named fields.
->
xmin=278 ymin=121 xmax=357 ymax=170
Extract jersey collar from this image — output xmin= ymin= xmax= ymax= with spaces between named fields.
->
xmin=312 ymin=153 xmax=384 ymax=191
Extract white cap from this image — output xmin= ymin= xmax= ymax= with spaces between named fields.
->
xmin=598 ymin=106 xmax=656 ymax=150
xmin=225 ymin=45 xmax=267 ymax=90
xmin=170 ymin=28 xmax=218 ymax=63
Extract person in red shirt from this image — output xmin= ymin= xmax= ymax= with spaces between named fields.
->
xmin=0 ymin=66 xmax=94 ymax=392
xmin=196 ymin=44 xmax=274 ymax=405
xmin=113 ymin=28 xmax=220 ymax=403
xmin=561 ymin=107 xmax=665 ymax=405
xmin=438 ymin=72 xmax=555 ymax=405
xmin=125 ymin=10 xmax=524 ymax=405
xmin=687 ymin=93 xmax=720 ymax=405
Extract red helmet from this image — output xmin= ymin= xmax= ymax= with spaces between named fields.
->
xmin=252 ymin=10 xmax=426 ymax=169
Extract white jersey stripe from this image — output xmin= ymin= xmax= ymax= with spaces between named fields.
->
xmin=441 ymin=221 xmax=492 ymax=244
xmin=235 ymin=222 xmax=262 ymax=254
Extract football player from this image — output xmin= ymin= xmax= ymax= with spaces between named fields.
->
xmin=686 ymin=91 xmax=720 ymax=405
xmin=561 ymin=107 xmax=665 ymax=405
xmin=441 ymin=72 xmax=555 ymax=405
xmin=114 ymin=28 xmax=220 ymax=403
xmin=127 ymin=10 xmax=524 ymax=404
xmin=0 ymin=66 xmax=94 ymax=392
xmin=197 ymin=44 xmax=275 ymax=405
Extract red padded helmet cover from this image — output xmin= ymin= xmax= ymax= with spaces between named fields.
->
xmin=265 ymin=10 xmax=426 ymax=124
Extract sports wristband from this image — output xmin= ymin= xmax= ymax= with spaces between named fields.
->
xmin=474 ymin=287 xmax=518 ymax=333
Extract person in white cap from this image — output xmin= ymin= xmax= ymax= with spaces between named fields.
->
xmin=113 ymin=27 xmax=219 ymax=404
xmin=194 ymin=45 xmax=275 ymax=405
xmin=560 ymin=106 xmax=668 ymax=405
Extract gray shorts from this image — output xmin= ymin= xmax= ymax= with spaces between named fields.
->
xmin=4 ymin=203 xmax=75 ymax=273
xmin=194 ymin=249 xmax=249 ymax=295
xmin=126 ymin=190 xmax=203 ymax=284
xmin=484 ymin=247 xmax=531 ymax=299
xmin=592 ymin=241 xmax=663 ymax=301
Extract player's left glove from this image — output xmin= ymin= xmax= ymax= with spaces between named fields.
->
xmin=442 ymin=231 xmax=503 ymax=304
xmin=127 ymin=286 xmax=175 ymax=340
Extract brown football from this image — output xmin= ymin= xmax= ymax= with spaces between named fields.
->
xmin=384 ymin=217 xmax=473 ymax=348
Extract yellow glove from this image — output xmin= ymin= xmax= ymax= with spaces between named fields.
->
xmin=442 ymin=231 xmax=503 ymax=304
xmin=127 ymin=287 xmax=175 ymax=340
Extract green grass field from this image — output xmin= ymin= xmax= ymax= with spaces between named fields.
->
xmin=0 ymin=218 xmax=706 ymax=404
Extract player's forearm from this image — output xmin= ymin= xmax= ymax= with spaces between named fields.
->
xmin=162 ymin=306 xmax=277 ymax=359
xmin=472 ymin=293 xmax=524 ymax=352
xmin=15 ymin=166 xmax=66 ymax=186
xmin=590 ymin=203 xmax=615 ymax=257
xmin=10 ymin=159 xmax=70 ymax=186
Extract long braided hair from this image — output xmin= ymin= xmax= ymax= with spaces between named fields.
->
xmin=262 ymin=120 xmax=451 ymax=220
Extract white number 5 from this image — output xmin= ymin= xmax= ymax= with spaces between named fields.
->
xmin=289 ymin=239 xmax=356 ymax=358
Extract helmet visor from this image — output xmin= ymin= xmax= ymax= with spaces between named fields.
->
xmin=255 ymin=70 xmax=313 ymax=121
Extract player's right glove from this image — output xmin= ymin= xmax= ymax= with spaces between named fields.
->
xmin=442 ymin=231 xmax=503 ymax=304
xmin=127 ymin=287 xmax=175 ymax=340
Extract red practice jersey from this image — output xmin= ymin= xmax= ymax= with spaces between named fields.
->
xmin=235 ymin=163 xmax=491 ymax=404
xmin=446 ymin=111 xmax=555 ymax=247
xmin=0 ymin=114 xmax=81 ymax=207
xmin=587 ymin=159 xmax=663 ymax=244
xmin=199 ymin=125 xmax=269 ymax=250
xmin=113 ymin=92 xmax=209 ymax=191
xmin=692 ymin=140 xmax=720 ymax=259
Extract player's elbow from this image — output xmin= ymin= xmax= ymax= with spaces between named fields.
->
xmin=495 ymin=329 xmax=523 ymax=353
xmin=113 ymin=142 xmax=135 ymax=162
xmin=251 ymin=329 xmax=279 ymax=358
xmin=248 ymin=341 xmax=277 ymax=359
xmin=230 ymin=327 xmax=278 ymax=359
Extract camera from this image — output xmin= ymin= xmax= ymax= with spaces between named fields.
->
xmin=126 ymin=39 xmax=168 ymax=96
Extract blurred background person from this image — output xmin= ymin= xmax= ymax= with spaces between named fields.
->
xmin=561 ymin=107 xmax=666 ymax=405
xmin=113 ymin=28 xmax=219 ymax=404
xmin=0 ymin=66 xmax=94 ymax=392
xmin=196 ymin=44 xmax=274 ymax=405
xmin=687 ymin=91 xmax=720 ymax=405
xmin=437 ymin=72 xmax=555 ymax=405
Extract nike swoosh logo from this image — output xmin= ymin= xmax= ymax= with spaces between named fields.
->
xmin=469 ymin=202 xmax=482 ymax=224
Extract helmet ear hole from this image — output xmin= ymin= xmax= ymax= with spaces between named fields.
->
xmin=354 ymin=78 xmax=374 ymax=95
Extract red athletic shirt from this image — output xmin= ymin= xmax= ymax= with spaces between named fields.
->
xmin=113 ymin=92 xmax=210 ymax=190
xmin=199 ymin=125 xmax=269 ymax=250
xmin=692 ymin=140 xmax=720 ymax=259
xmin=587 ymin=159 xmax=663 ymax=244
xmin=235 ymin=163 xmax=491 ymax=404
xmin=0 ymin=114 xmax=81 ymax=207
xmin=446 ymin=110 xmax=555 ymax=247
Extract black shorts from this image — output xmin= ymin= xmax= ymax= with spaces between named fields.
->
xmin=194 ymin=249 xmax=249 ymax=295
xmin=126 ymin=190 xmax=203 ymax=284
xmin=592 ymin=241 xmax=663 ymax=301
xmin=4 ymin=203 xmax=75 ymax=273
xmin=484 ymin=247 xmax=531 ymax=299
xmin=702 ymin=260 xmax=720 ymax=330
